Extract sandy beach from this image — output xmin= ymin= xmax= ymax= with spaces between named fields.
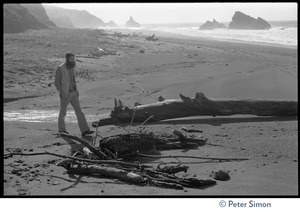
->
xmin=3 ymin=27 xmax=298 ymax=196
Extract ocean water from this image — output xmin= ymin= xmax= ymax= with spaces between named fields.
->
xmin=3 ymin=110 xmax=102 ymax=123
xmin=139 ymin=21 xmax=297 ymax=47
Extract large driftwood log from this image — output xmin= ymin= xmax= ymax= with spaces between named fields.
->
xmin=93 ymin=92 xmax=297 ymax=127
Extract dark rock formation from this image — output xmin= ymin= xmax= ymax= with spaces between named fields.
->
xmin=213 ymin=19 xmax=226 ymax=28
xmin=20 ymin=4 xmax=56 ymax=27
xmin=229 ymin=11 xmax=271 ymax=30
xmin=49 ymin=16 xmax=74 ymax=28
xmin=199 ymin=19 xmax=226 ymax=30
xmin=106 ymin=21 xmax=118 ymax=27
xmin=43 ymin=4 xmax=105 ymax=28
xmin=125 ymin=16 xmax=141 ymax=28
xmin=200 ymin=21 xmax=214 ymax=30
xmin=3 ymin=4 xmax=48 ymax=33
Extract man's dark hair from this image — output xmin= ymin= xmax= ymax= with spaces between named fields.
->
xmin=65 ymin=52 xmax=75 ymax=60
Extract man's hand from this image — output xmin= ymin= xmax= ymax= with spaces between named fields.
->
xmin=60 ymin=92 xmax=68 ymax=99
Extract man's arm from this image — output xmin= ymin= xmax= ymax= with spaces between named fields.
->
xmin=74 ymin=67 xmax=79 ymax=80
xmin=54 ymin=67 xmax=63 ymax=93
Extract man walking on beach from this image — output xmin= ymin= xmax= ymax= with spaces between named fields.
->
xmin=55 ymin=52 xmax=94 ymax=137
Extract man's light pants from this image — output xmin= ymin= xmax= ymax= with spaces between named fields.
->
xmin=58 ymin=91 xmax=89 ymax=133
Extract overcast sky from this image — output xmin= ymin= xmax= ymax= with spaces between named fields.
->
xmin=46 ymin=3 xmax=297 ymax=24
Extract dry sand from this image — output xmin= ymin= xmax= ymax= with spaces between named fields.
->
xmin=3 ymin=28 xmax=298 ymax=196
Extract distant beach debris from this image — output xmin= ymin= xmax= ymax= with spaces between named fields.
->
xmin=125 ymin=16 xmax=141 ymax=28
xmin=113 ymin=31 xmax=130 ymax=37
xmin=129 ymin=32 xmax=142 ymax=37
xmin=113 ymin=31 xmax=142 ymax=38
xmin=229 ymin=11 xmax=271 ymax=30
xmin=181 ymin=127 xmax=203 ymax=133
xmin=146 ymin=34 xmax=159 ymax=41
xmin=115 ymin=32 xmax=142 ymax=38
xmin=199 ymin=19 xmax=226 ymax=30
xmin=90 ymin=47 xmax=118 ymax=57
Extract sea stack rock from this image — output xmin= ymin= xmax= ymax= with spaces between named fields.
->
xmin=126 ymin=16 xmax=141 ymax=28
xmin=106 ymin=20 xmax=117 ymax=27
xmin=229 ymin=11 xmax=271 ymax=30
xmin=200 ymin=19 xmax=226 ymax=30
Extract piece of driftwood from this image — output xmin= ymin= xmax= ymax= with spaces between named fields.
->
xmin=58 ymin=159 xmax=217 ymax=190
xmin=5 ymin=151 xmax=218 ymax=190
xmin=67 ymin=164 xmax=144 ymax=184
xmin=129 ymin=32 xmax=142 ymax=37
xmin=93 ymin=92 xmax=297 ymax=127
xmin=156 ymin=164 xmax=189 ymax=174
xmin=149 ymin=179 xmax=184 ymax=190
xmin=82 ymin=147 xmax=99 ymax=159
xmin=65 ymin=162 xmax=215 ymax=190
xmin=137 ymin=153 xmax=249 ymax=162
xmin=54 ymin=155 xmax=216 ymax=190
xmin=181 ymin=127 xmax=203 ymax=133
xmin=146 ymin=34 xmax=159 ymax=41
xmin=76 ymin=55 xmax=101 ymax=59
xmin=144 ymin=169 xmax=216 ymax=189
xmin=113 ymin=31 xmax=130 ymax=37
xmin=155 ymin=141 xmax=199 ymax=151
xmin=90 ymin=47 xmax=118 ymax=57
xmin=61 ymin=134 xmax=111 ymax=160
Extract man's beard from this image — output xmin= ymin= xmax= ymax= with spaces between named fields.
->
xmin=66 ymin=61 xmax=76 ymax=68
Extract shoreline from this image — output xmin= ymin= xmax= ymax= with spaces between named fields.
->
xmin=105 ymin=27 xmax=297 ymax=50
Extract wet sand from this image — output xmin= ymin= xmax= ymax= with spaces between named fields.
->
xmin=3 ymin=28 xmax=298 ymax=196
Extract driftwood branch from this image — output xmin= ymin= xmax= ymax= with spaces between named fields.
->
xmin=76 ymin=55 xmax=100 ymax=59
xmin=137 ymin=153 xmax=249 ymax=162
xmin=144 ymin=169 xmax=216 ymax=189
xmin=146 ymin=34 xmax=159 ymax=41
xmin=4 ymin=151 xmax=218 ymax=190
xmin=62 ymin=162 xmax=216 ymax=190
xmin=61 ymin=134 xmax=111 ymax=160
xmin=68 ymin=164 xmax=144 ymax=185
xmin=93 ymin=92 xmax=297 ymax=127
xmin=5 ymin=148 xmax=224 ymax=190
xmin=4 ymin=152 xmax=151 ymax=169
